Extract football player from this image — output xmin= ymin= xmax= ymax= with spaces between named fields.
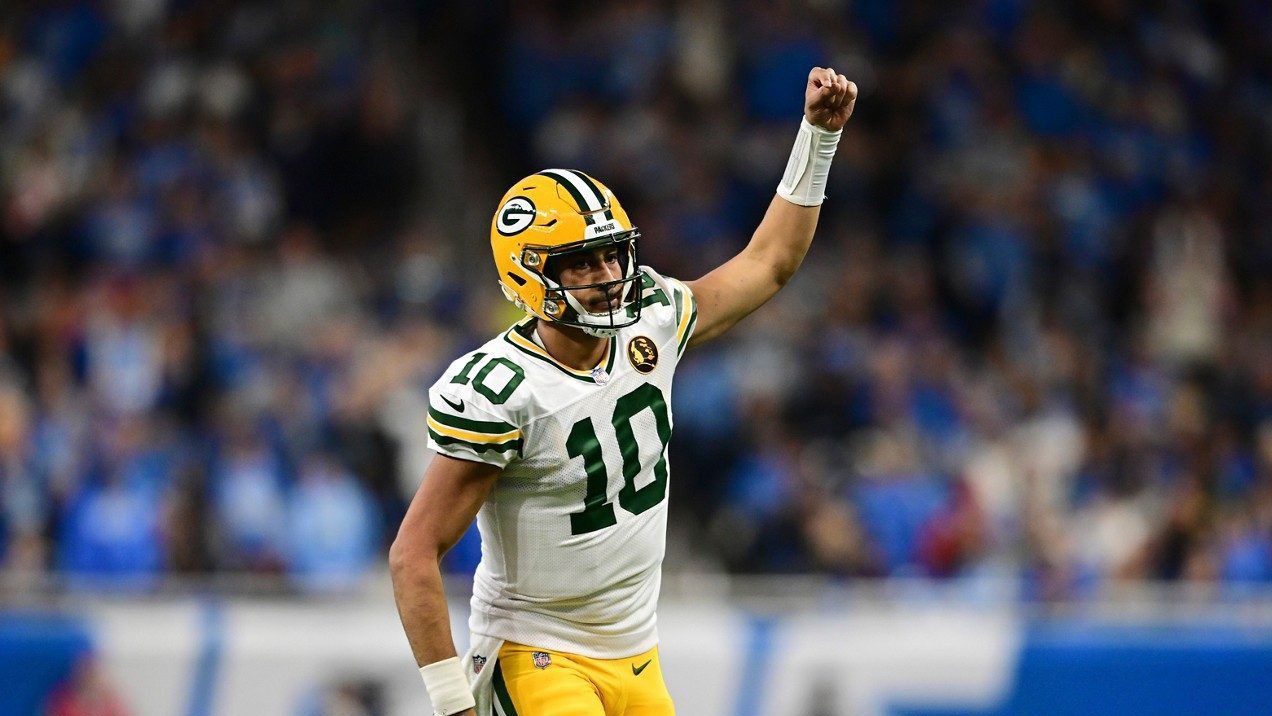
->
xmin=391 ymin=67 xmax=857 ymax=716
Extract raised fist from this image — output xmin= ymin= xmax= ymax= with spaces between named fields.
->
xmin=804 ymin=67 xmax=857 ymax=132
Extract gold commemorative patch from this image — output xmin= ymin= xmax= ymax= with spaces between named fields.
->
xmin=627 ymin=336 xmax=658 ymax=374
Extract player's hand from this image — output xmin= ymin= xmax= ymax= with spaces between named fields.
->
xmin=804 ymin=67 xmax=857 ymax=132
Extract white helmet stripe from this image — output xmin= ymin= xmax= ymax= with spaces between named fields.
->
xmin=569 ymin=169 xmax=617 ymax=223
xmin=540 ymin=168 xmax=605 ymax=212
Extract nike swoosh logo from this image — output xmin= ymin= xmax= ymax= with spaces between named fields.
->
xmin=441 ymin=395 xmax=465 ymax=412
xmin=632 ymin=659 xmax=652 ymax=676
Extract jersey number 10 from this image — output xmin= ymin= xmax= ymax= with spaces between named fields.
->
xmin=567 ymin=383 xmax=671 ymax=535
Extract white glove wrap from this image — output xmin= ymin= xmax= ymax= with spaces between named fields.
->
xmin=776 ymin=117 xmax=842 ymax=206
xmin=420 ymin=657 xmax=475 ymax=716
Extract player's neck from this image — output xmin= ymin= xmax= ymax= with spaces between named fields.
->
xmin=534 ymin=320 xmax=609 ymax=371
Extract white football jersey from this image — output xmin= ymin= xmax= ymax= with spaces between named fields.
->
xmin=426 ymin=266 xmax=697 ymax=659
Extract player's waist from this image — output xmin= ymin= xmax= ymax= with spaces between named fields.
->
xmin=469 ymin=591 xmax=660 ymax=660
xmin=473 ymin=561 xmax=659 ymax=612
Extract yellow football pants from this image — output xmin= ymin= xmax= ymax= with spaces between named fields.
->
xmin=492 ymin=641 xmax=675 ymax=715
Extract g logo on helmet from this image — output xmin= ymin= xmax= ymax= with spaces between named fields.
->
xmin=497 ymin=196 xmax=537 ymax=236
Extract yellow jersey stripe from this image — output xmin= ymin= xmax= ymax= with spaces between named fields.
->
xmin=672 ymin=280 xmax=695 ymax=345
xmin=427 ymin=416 xmax=521 ymax=444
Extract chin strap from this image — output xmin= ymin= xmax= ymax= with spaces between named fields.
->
xmin=580 ymin=323 xmax=621 ymax=338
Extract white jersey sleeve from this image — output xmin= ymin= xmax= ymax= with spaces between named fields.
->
xmin=426 ymin=351 xmax=527 ymax=469
xmin=631 ymin=266 xmax=698 ymax=357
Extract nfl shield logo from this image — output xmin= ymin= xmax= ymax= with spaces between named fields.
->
xmin=472 ymin=655 xmax=487 ymax=674
xmin=532 ymin=651 xmax=552 ymax=669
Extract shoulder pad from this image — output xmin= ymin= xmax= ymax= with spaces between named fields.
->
xmin=631 ymin=267 xmax=697 ymax=355
xmin=426 ymin=350 xmax=529 ymax=467
xmin=433 ymin=349 xmax=530 ymax=416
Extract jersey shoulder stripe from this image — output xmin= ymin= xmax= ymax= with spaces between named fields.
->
xmin=427 ymin=407 xmax=522 ymax=449
xmin=428 ymin=427 xmax=522 ymax=456
xmin=637 ymin=267 xmax=698 ymax=353
xmin=625 ymin=270 xmax=672 ymax=319
xmin=426 ymin=401 xmax=523 ymax=464
xmin=665 ymin=277 xmax=697 ymax=356
xmin=427 ymin=406 xmax=517 ymax=435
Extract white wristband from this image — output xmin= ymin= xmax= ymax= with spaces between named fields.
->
xmin=776 ymin=117 xmax=842 ymax=206
xmin=420 ymin=657 xmax=475 ymax=716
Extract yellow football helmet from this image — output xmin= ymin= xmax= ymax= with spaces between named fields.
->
xmin=490 ymin=169 xmax=642 ymax=337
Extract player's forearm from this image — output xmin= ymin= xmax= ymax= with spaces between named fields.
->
xmin=746 ymin=194 xmax=822 ymax=288
xmin=744 ymin=88 xmax=851 ymax=286
xmin=389 ymin=545 xmax=460 ymax=667
xmin=390 ymin=457 xmax=500 ymax=668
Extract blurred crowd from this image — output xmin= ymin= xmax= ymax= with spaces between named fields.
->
xmin=0 ymin=0 xmax=1269 ymax=598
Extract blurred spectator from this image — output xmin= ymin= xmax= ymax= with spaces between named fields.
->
xmin=57 ymin=462 xmax=166 ymax=584
xmin=0 ymin=381 xmax=48 ymax=573
xmin=44 ymin=656 xmax=130 ymax=716
xmin=0 ymin=0 xmax=1268 ymax=600
xmin=209 ymin=424 xmax=288 ymax=572
xmin=287 ymin=456 xmax=380 ymax=592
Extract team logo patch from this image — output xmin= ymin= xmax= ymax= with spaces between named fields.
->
xmin=532 ymin=651 xmax=552 ymax=669
xmin=472 ymin=655 xmax=487 ymax=674
xmin=627 ymin=336 xmax=658 ymax=374
xmin=497 ymin=196 xmax=537 ymax=236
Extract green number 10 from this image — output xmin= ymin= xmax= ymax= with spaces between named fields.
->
xmin=566 ymin=383 xmax=671 ymax=535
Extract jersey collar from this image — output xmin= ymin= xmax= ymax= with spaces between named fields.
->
xmin=503 ymin=318 xmax=618 ymax=384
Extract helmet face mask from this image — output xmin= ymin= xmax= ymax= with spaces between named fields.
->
xmin=538 ymin=231 xmax=642 ymax=337
xmin=491 ymin=170 xmax=644 ymax=338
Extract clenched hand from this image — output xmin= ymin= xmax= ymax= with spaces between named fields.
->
xmin=804 ymin=67 xmax=857 ymax=132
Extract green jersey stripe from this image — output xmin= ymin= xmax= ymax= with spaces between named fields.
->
xmin=604 ymin=331 xmax=618 ymax=373
xmin=429 ymin=429 xmax=522 ymax=455
xmin=427 ymin=406 xmax=517 ymax=435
